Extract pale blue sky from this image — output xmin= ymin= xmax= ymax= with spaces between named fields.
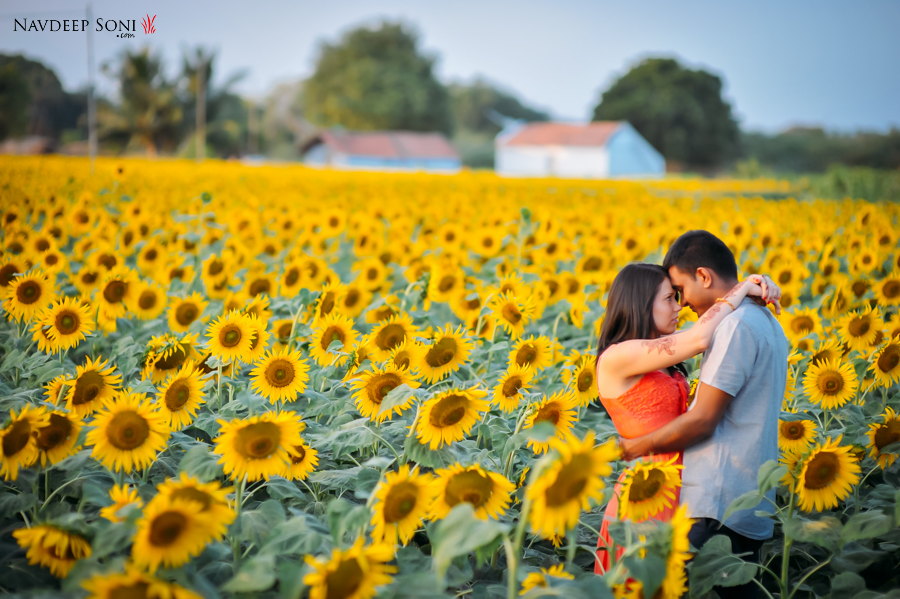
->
xmin=2 ymin=0 xmax=898 ymax=133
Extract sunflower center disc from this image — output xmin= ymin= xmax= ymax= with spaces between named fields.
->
xmin=445 ymin=470 xmax=492 ymax=508
xmin=2 ymin=420 xmax=32 ymax=456
xmin=172 ymin=487 xmax=213 ymax=510
xmin=502 ymin=304 xmax=522 ymax=324
xmin=874 ymin=422 xmax=900 ymax=451
xmin=545 ymin=456 xmax=592 ymax=507
xmin=577 ymin=370 xmax=594 ymax=392
xmin=57 ymin=312 xmax=78 ymax=334
xmin=783 ymin=423 xmax=804 ymax=440
xmin=18 ymin=282 xmax=40 ymax=303
xmin=848 ymin=318 xmax=870 ymax=337
xmin=804 ymin=452 xmax=839 ymax=490
xmin=820 ymin=373 xmax=843 ymax=395
xmin=291 ymin=445 xmax=307 ymax=464
xmin=238 ymin=422 xmax=281 ymax=459
xmin=103 ymin=280 xmax=127 ymax=303
xmin=426 ymin=338 xmax=457 ymax=367
xmin=36 ymin=414 xmax=72 ymax=450
xmin=377 ymin=325 xmax=405 ymax=350
xmin=139 ymin=292 xmax=156 ymax=310
xmin=885 ymin=281 xmax=900 ymax=298
xmin=107 ymin=411 xmax=151 ymax=450
xmin=793 ymin=317 xmax=814 ymax=334
xmin=266 ymin=360 xmax=295 ymax=387
xmin=325 ymin=557 xmax=364 ymax=598
xmin=175 ymin=304 xmax=198 ymax=326
xmin=878 ymin=348 xmax=900 ymax=372
xmin=384 ymin=483 xmax=419 ymax=522
xmin=166 ymin=383 xmax=191 ymax=410
xmin=149 ymin=511 xmax=188 ymax=546
xmin=516 ymin=346 xmax=537 ymax=366
xmin=222 ymin=328 xmax=241 ymax=347
xmin=72 ymin=371 xmax=104 ymax=405
xmin=430 ymin=395 xmax=468 ymax=428
xmin=627 ymin=469 xmax=666 ymax=502
xmin=502 ymin=377 xmax=523 ymax=397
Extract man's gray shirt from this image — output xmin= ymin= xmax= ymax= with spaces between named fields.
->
xmin=681 ymin=297 xmax=789 ymax=539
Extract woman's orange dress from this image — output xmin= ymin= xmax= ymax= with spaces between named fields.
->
xmin=595 ymin=369 xmax=689 ymax=574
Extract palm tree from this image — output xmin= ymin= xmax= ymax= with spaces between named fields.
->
xmin=98 ymin=47 xmax=182 ymax=156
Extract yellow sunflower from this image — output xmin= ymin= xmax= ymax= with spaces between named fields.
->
xmin=214 ymin=411 xmax=305 ymax=482
xmin=519 ymin=564 xmax=574 ymax=595
xmin=131 ymin=496 xmax=220 ymax=573
xmin=507 ymin=335 xmax=558 ymax=374
xmin=795 ymin=436 xmax=861 ymax=512
xmin=492 ymin=364 xmax=533 ymax=412
xmin=778 ymin=419 xmax=818 ymax=455
xmin=82 ymin=565 xmax=203 ymax=599
xmin=429 ymin=464 xmax=515 ymax=520
xmin=286 ymin=438 xmax=319 ymax=481
xmin=141 ymin=333 xmax=202 ymax=383
xmin=13 ymin=524 xmax=92 ymax=578
xmin=802 ymin=359 xmax=858 ymax=409
xmin=206 ymin=310 xmax=255 ymax=363
xmin=156 ymin=473 xmax=236 ymax=539
xmin=250 ymin=347 xmax=310 ymax=404
xmin=167 ymin=292 xmax=208 ymax=333
xmin=809 ymin=339 xmax=845 ymax=366
xmin=488 ymin=291 xmax=537 ymax=339
xmin=867 ymin=407 xmax=900 ymax=469
xmin=524 ymin=391 xmax=579 ymax=454
xmin=618 ymin=456 xmax=682 ymax=521
xmin=35 ymin=411 xmax=82 ymax=467
xmin=659 ymin=504 xmax=694 ymax=599
xmin=96 ymin=266 xmax=137 ymax=319
xmin=155 ymin=361 xmax=207 ymax=428
xmin=563 ymin=354 xmax=598 ymax=407
xmin=419 ymin=324 xmax=473 ymax=383
xmin=303 ymin=537 xmax=397 ymax=599
xmin=416 ymin=387 xmax=490 ymax=450
xmin=100 ymin=484 xmax=144 ymax=522
xmin=837 ymin=306 xmax=885 ymax=352
xmin=1 ymin=405 xmax=49 ymax=480
xmin=87 ymin=392 xmax=171 ymax=472
xmin=874 ymin=275 xmax=900 ymax=306
xmin=349 ymin=365 xmax=420 ymax=422
xmin=30 ymin=321 xmax=56 ymax=354
xmin=871 ymin=340 xmax=900 ymax=388
xmin=243 ymin=314 xmax=270 ymax=363
xmin=779 ymin=307 xmax=821 ymax=342
xmin=370 ymin=464 xmax=436 ymax=545
xmin=309 ymin=312 xmax=358 ymax=367
xmin=368 ymin=314 xmax=418 ymax=361
xmin=3 ymin=268 xmax=56 ymax=322
xmin=387 ymin=338 xmax=426 ymax=373
xmin=526 ymin=432 xmax=619 ymax=539
xmin=39 ymin=296 xmax=94 ymax=350
xmin=130 ymin=281 xmax=167 ymax=320
xmin=43 ymin=373 xmax=73 ymax=404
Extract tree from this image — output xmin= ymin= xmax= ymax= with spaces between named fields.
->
xmin=0 ymin=54 xmax=85 ymax=141
xmin=592 ymin=57 xmax=739 ymax=169
xmin=178 ymin=46 xmax=248 ymax=158
xmin=302 ymin=21 xmax=452 ymax=134
xmin=99 ymin=47 xmax=182 ymax=156
xmin=448 ymin=78 xmax=549 ymax=136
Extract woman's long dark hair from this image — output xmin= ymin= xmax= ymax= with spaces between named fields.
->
xmin=594 ymin=263 xmax=685 ymax=376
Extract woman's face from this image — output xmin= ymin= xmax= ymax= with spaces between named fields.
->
xmin=652 ymin=277 xmax=682 ymax=335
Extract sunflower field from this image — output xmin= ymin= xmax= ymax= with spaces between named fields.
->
xmin=1 ymin=155 xmax=899 ymax=599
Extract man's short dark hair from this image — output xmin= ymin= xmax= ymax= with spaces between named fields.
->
xmin=663 ymin=230 xmax=738 ymax=280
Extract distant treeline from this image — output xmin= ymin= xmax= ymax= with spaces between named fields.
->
xmin=1 ymin=24 xmax=897 ymax=175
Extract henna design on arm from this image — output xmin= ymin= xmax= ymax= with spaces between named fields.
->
xmin=697 ymin=302 xmax=725 ymax=325
xmin=641 ymin=336 xmax=676 ymax=355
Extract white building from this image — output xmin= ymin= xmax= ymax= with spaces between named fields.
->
xmin=495 ymin=121 xmax=665 ymax=178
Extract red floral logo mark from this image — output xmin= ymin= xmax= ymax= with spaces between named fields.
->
xmin=141 ymin=14 xmax=156 ymax=34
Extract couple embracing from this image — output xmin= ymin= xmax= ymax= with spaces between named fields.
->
xmin=593 ymin=230 xmax=789 ymax=598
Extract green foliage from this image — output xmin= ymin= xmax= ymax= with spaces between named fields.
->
xmin=302 ymin=21 xmax=453 ymax=134
xmin=741 ymin=127 xmax=900 ymax=173
xmin=592 ymin=57 xmax=740 ymax=169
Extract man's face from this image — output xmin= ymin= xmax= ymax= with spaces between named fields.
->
xmin=667 ymin=266 xmax=716 ymax=316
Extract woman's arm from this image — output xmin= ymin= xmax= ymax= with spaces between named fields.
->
xmin=597 ymin=277 xmax=763 ymax=378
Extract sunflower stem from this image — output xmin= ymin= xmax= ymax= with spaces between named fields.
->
xmin=502 ymin=535 xmax=518 ymax=599
xmin=779 ymin=488 xmax=797 ymax=597
xmin=565 ymin=532 xmax=577 ymax=570
xmin=232 ymin=474 xmax=247 ymax=567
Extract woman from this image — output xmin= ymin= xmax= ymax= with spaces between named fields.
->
xmin=592 ymin=263 xmax=773 ymax=573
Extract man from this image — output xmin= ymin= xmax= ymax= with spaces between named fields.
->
xmin=620 ymin=230 xmax=789 ymax=599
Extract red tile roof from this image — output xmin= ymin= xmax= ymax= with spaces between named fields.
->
xmin=315 ymin=130 xmax=459 ymax=159
xmin=500 ymin=121 xmax=622 ymax=147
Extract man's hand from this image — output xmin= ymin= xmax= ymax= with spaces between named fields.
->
xmin=618 ymin=436 xmax=641 ymax=461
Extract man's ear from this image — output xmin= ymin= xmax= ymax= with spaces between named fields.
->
xmin=695 ymin=267 xmax=714 ymax=289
